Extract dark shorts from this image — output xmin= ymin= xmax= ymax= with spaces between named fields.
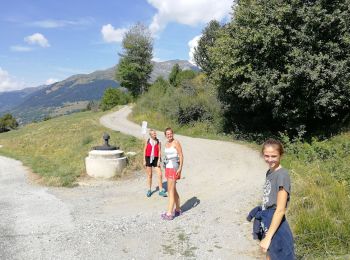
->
xmin=145 ymin=156 xmax=159 ymax=167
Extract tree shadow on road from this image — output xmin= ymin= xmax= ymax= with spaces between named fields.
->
xmin=181 ymin=196 xmax=200 ymax=213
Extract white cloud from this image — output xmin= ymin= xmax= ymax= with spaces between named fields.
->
xmin=29 ymin=18 xmax=93 ymax=28
xmin=152 ymin=57 xmax=163 ymax=62
xmin=188 ymin=35 xmax=201 ymax=65
xmin=147 ymin=0 xmax=232 ymax=34
xmin=24 ymin=33 xmax=50 ymax=47
xmin=45 ymin=78 xmax=59 ymax=85
xmin=10 ymin=45 xmax=33 ymax=52
xmin=101 ymin=24 xmax=127 ymax=43
xmin=0 ymin=68 xmax=25 ymax=92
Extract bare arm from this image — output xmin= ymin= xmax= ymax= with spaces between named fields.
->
xmin=157 ymin=142 xmax=161 ymax=166
xmin=260 ymin=188 xmax=288 ymax=252
xmin=143 ymin=140 xmax=147 ymax=166
xmin=175 ymin=140 xmax=183 ymax=173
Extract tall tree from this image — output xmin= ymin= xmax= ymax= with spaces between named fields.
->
xmin=116 ymin=23 xmax=153 ymax=97
xmin=210 ymin=0 xmax=350 ymax=137
xmin=193 ymin=20 xmax=221 ymax=76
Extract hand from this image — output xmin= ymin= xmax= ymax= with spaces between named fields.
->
xmin=176 ymin=169 xmax=182 ymax=178
xmin=259 ymin=237 xmax=271 ymax=253
xmin=143 ymin=161 xmax=146 ymax=167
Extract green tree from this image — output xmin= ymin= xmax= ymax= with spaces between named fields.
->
xmin=116 ymin=23 xmax=153 ymax=97
xmin=210 ymin=0 xmax=350 ymax=137
xmin=100 ymin=88 xmax=130 ymax=111
xmin=168 ymin=63 xmax=181 ymax=87
xmin=0 ymin=113 xmax=18 ymax=132
xmin=193 ymin=20 xmax=221 ymax=76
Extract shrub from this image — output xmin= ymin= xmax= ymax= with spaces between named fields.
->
xmin=100 ymin=87 xmax=130 ymax=111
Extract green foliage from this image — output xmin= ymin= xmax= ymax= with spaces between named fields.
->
xmin=169 ymin=63 xmax=181 ymax=87
xmin=282 ymin=133 xmax=350 ymax=258
xmin=43 ymin=115 xmax=52 ymax=121
xmin=193 ymin=20 xmax=222 ymax=75
xmin=100 ymin=87 xmax=130 ymax=111
xmin=86 ymin=100 xmax=99 ymax=112
xmin=133 ymin=73 xmax=223 ymax=135
xmin=210 ymin=0 xmax=350 ymax=137
xmin=168 ymin=64 xmax=198 ymax=88
xmin=116 ymin=22 xmax=153 ymax=97
xmin=177 ymin=70 xmax=197 ymax=84
xmin=0 ymin=113 xmax=18 ymax=133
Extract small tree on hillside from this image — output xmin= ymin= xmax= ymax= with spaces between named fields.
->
xmin=100 ymin=88 xmax=130 ymax=111
xmin=0 ymin=113 xmax=18 ymax=133
xmin=116 ymin=23 xmax=153 ymax=97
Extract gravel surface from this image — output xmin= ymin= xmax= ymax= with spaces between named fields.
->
xmin=0 ymin=106 xmax=266 ymax=259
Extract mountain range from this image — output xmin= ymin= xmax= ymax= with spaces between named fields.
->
xmin=0 ymin=60 xmax=198 ymax=123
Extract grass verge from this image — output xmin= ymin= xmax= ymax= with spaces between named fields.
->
xmin=283 ymin=134 xmax=350 ymax=258
xmin=0 ymin=109 xmax=143 ymax=187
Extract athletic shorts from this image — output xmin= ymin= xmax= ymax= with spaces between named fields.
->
xmin=145 ymin=156 xmax=159 ymax=167
xmin=165 ymin=168 xmax=180 ymax=180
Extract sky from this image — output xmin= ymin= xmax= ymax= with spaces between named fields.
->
xmin=0 ymin=0 xmax=232 ymax=92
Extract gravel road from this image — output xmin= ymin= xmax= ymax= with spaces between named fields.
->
xmin=0 ymin=106 xmax=266 ymax=259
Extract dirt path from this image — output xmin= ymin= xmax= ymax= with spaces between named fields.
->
xmin=0 ymin=106 xmax=266 ymax=259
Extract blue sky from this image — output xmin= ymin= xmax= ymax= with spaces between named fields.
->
xmin=0 ymin=0 xmax=232 ymax=92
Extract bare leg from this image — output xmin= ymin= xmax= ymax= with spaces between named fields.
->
xmin=146 ymin=167 xmax=152 ymax=190
xmin=174 ymin=186 xmax=180 ymax=211
xmin=167 ymin=179 xmax=175 ymax=215
xmin=155 ymin=167 xmax=163 ymax=191
xmin=266 ymin=254 xmax=270 ymax=260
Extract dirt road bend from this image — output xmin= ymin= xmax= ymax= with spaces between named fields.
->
xmin=0 ymin=106 xmax=265 ymax=259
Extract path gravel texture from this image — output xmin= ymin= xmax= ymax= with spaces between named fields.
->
xmin=0 ymin=106 xmax=266 ymax=259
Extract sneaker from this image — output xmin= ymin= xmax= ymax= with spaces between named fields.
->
xmin=161 ymin=212 xmax=173 ymax=221
xmin=174 ymin=209 xmax=182 ymax=217
xmin=146 ymin=190 xmax=152 ymax=197
xmin=159 ymin=189 xmax=167 ymax=197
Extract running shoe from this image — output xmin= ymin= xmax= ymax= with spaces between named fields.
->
xmin=159 ymin=189 xmax=167 ymax=197
xmin=161 ymin=212 xmax=174 ymax=220
xmin=174 ymin=209 xmax=182 ymax=217
xmin=146 ymin=190 xmax=152 ymax=197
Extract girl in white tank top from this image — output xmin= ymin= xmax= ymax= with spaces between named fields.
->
xmin=161 ymin=127 xmax=184 ymax=221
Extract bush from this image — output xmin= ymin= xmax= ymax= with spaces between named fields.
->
xmin=0 ymin=113 xmax=18 ymax=133
xmin=100 ymin=87 xmax=131 ymax=111
xmin=133 ymin=73 xmax=223 ymax=134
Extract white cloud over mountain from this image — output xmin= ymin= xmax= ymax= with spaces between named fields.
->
xmin=24 ymin=33 xmax=50 ymax=47
xmin=188 ymin=35 xmax=201 ymax=65
xmin=0 ymin=67 xmax=25 ymax=92
xmin=101 ymin=24 xmax=127 ymax=43
xmin=45 ymin=78 xmax=59 ymax=85
xmin=147 ymin=0 xmax=232 ymax=34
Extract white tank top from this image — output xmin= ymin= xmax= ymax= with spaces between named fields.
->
xmin=164 ymin=146 xmax=178 ymax=168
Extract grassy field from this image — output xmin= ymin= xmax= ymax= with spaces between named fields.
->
xmin=0 ymin=109 xmax=143 ymax=186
